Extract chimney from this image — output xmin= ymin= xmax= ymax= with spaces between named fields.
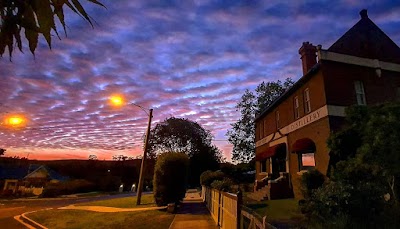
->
xmin=360 ymin=9 xmax=368 ymax=19
xmin=299 ymin=42 xmax=317 ymax=75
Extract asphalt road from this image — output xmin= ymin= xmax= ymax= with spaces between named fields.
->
xmin=0 ymin=192 xmax=137 ymax=229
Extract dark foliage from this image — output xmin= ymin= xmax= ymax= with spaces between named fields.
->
xmin=149 ymin=117 xmax=221 ymax=186
xmin=153 ymin=152 xmax=189 ymax=206
xmin=227 ymin=79 xmax=294 ymax=163
xmin=0 ymin=0 xmax=105 ymax=59
xmin=40 ymin=179 xmax=95 ymax=197
xmin=300 ymin=169 xmax=325 ymax=199
xmin=200 ymin=170 xmax=225 ymax=186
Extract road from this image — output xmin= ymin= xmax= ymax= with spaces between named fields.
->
xmin=0 ymin=192 xmax=137 ymax=229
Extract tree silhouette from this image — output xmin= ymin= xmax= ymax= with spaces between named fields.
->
xmin=0 ymin=148 xmax=5 ymax=156
xmin=0 ymin=0 xmax=105 ymax=59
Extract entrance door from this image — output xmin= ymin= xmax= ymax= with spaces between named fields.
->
xmin=271 ymin=148 xmax=287 ymax=179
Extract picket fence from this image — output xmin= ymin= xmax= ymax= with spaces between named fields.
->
xmin=202 ymin=186 xmax=275 ymax=229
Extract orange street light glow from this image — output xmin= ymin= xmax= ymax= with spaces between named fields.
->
xmin=110 ymin=95 xmax=125 ymax=106
xmin=5 ymin=116 xmax=26 ymax=127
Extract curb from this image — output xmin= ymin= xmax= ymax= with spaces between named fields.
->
xmin=15 ymin=208 xmax=52 ymax=229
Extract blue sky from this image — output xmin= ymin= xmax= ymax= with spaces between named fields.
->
xmin=0 ymin=0 xmax=399 ymax=160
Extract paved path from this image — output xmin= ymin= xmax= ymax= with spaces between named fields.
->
xmin=169 ymin=190 xmax=218 ymax=229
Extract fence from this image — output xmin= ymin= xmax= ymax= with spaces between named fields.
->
xmin=202 ymin=186 xmax=275 ymax=229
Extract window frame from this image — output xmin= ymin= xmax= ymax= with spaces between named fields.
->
xmin=354 ymin=81 xmax=367 ymax=105
xmin=294 ymin=96 xmax=300 ymax=119
xmin=298 ymin=151 xmax=316 ymax=171
xmin=260 ymin=159 xmax=268 ymax=173
xmin=304 ymin=88 xmax=311 ymax=114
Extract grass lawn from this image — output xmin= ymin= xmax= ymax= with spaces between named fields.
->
xmin=76 ymin=194 xmax=156 ymax=208
xmin=243 ymin=196 xmax=305 ymax=227
xmin=28 ymin=209 xmax=174 ymax=229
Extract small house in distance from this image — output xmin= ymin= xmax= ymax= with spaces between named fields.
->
xmin=1 ymin=164 xmax=68 ymax=196
xmin=251 ymin=9 xmax=400 ymax=200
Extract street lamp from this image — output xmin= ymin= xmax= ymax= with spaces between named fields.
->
xmin=2 ymin=114 xmax=27 ymax=128
xmin=109 ymin=95 xmax=153 ymax=205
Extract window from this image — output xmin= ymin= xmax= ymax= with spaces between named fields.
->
xmin=304 ymin=88 xmax=311 ymax=113
xmin=294 ymin=96 xmax=300 ymax=119
xmin=275 ymin=111 xmax=280 ymax=129
xmin=298 ymin=152 xmax=315 ymax=170
xmin=260 ymin=159 xmax=268 ymax=173
xmin=354 ymin=81 xmax=366 ymax=105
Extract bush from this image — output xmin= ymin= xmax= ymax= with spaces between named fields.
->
xmin=301 ymin=160 xmax=392 ymax=228
xmin=200 ymin=170 xmax=225 ymax=186
xmin=40 ymin=179 xmax=95 ymax=197
xmin=153 ymin=152 xmax=189 ymax=206
xmin=300 ymin=169 xmax=325 ymax=199
xmin=211 ymin=178 xmax=234 ymax=192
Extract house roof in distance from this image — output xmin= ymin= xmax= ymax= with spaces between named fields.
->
xmin=328 ymin=9 xmax=400 ymax=64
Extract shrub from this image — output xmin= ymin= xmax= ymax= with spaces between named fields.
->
xmin=211 ymin=178 xmax=234 ymax=192
xmin=153 ymin=152 xmax=189 ymax=206
xmin=199 ymin=170 xmax=225 ymax=186
xmin=300 ymin=169 xmax=325 ymax=199
xmin=41 ymin=179 xmax=95 ymax=197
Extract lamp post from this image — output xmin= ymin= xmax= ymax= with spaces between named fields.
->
xmin=109 ymin=95 xmax=153 ymax=205
xmin=136 ymin=108 xmax=152 ymax=205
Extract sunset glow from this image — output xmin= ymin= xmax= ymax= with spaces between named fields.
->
xmin=0 ymin=1 xmax=398 ymax=160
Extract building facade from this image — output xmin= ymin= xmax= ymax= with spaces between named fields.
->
xmin=253 ymin=10 xmax=400 ymax=199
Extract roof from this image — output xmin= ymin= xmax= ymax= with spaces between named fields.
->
xmin=328 ymin=9 xmax=400 ymax=64
xmin=256 ymin=9 xmax=400 ymax=121
xmin=24 ymin=165 xmax=68 ymax=181
xmin=256 ymin=64 xmax=320 ymax=121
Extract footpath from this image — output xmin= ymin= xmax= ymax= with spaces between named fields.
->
xmin=169 ymin=189 xmax=218 ymax=229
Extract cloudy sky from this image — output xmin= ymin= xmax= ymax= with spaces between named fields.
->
xmin=1 ymin=0 xmax=399 ymax=160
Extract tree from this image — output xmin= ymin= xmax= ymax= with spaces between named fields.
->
xmin=227 ymin=78 xmax=294 ymax=163
xmin=88 ymin=154 xmax=98 ymax=160
xmin=153 ymin=152 xmax=189 ymax=206
xmin=149 ymin=117 xmax=222 ymax=186
xmin=112 ymin=155 xmax=128 ymax=161
xmin=0 ymin=0 xmax=105 ymax=59
xmin=301 ymin=103 xmax=400 ymax=228
xmin=0 ymin=148 xmax=5 ymax=156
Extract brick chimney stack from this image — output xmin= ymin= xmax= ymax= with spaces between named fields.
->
xmin=299 ymin=42 xmax=317 ymax=75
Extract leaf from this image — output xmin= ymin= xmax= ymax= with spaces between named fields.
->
xmin=53 ymin=0 xmax=67 ymax=36
xmin=32 ymin=0 xmax=56 ymax=48
xmin=71 ymin=0 xmax=93 ymax=27
xmin=86 ymin=0 xmax=106 ymax=8
xmin=22 ymin=4 xmax=39 ymax=55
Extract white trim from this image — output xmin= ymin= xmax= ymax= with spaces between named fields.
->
xmin=327 ymin=105 xmax=346 ymax=117
xmin=317 ymin=48 xmax=400 ymax=73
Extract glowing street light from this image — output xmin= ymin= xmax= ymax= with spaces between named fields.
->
xmin=109 ymin=95 xmax=153 ymax=205
xmin=4 ymin=115 xmax=26 ymax=128
xmin=110 ymin=95 xmax=124 ymax=107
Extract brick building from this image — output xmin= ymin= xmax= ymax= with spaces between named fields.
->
xmin=251 ymin=10 xmax=400 ymax=200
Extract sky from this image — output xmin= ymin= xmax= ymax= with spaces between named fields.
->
xmin=0 ymin=0 xmax=399 ymax=161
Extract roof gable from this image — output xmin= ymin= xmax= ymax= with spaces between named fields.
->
xmin=328 ymin=9 xmax=400 ymax=64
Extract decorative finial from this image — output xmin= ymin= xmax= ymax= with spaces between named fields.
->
xmin=360 ymin=9 xmax=368 ymax=19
